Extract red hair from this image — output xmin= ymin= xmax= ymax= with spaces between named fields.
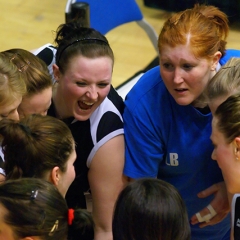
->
xmin=158 ymin=4 xmax=229 ymax=59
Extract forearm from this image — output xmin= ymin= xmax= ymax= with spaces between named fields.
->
xmin=94 ymin=229 xmax=112 ymax=240
xmin=91 ymin=175 xmax=128 ymax=240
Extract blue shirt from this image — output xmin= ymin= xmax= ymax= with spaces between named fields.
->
xmin=123 ymin=49 xmax=240 ymax=240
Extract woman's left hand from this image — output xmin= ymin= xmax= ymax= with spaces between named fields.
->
xmin=190 ymin=181 xmax=230 ymax=228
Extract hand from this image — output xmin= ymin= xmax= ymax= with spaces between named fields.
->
xmin=190 ymin=182 xmax=230 ymax=228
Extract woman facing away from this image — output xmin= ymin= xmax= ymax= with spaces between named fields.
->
xmin=204 ymin=57 xmax=240 ymax=113
xmin=33 ymin=21 xmax=126 ymax=240
xmin=122 ymin=4 xmax=240 ymax=240
xmin=0 ymin=177 xmax=93 ymax=240
xmin=113 ymin=178 xmax=191 ymax=240
xmin=0 ymin=114 xmax=76 ymax=197
xmin=0 ymin=114 xmax=94 ymax=240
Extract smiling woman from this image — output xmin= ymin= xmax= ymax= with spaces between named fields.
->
xmin=34 ymin=20 xmax=126 ymax=240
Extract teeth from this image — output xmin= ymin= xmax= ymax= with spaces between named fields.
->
xmin=82 ymin=101 xmax=94 ymax=106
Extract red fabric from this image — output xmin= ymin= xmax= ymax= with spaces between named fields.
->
xmin=68 ymin=208 xmax=74 ymax=225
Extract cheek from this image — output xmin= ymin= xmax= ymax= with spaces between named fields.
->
xmin=64 ymin=85 xmax=84 ymax=99
xmin=100 ymin=87 xmax=111 ymax=98
xmin=215 ymin=148 xmax=232 ymax=166
xmin=95 ymin=86 xmax=111 ymax=102
xmin=160 ymin=69 xmax=171 ymax=82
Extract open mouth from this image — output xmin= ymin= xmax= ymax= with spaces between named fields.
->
xmin=78 ymin=101 xmax=95 ymax=110
xmin=175 ymin=88 xmax=188 ymax=93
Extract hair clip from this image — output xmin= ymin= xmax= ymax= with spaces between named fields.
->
xmin=49 ymin=220 xmax=59 ymax=236
xmin=9 ymin=53 xmax=18 ymax=62
xmin=30 ymin=189 xmax=38 ymax=200
xmin=68 ymin=208 xmax=74 ymax=225
xmin=9 ymin=53 xmax=30 ymax=72
xmin=18 ymin=60 xmax=30 ymax=72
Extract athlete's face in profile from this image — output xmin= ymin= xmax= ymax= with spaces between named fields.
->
xmin=18 ymin=87 xmax=52 ymax=118
xmin=211 ymin=117 xmax=240 ymax=194
xmin=0 ymin=96 xmax=22 ymax=121
xmin=57 ymin=147 xmax=76 ymax=197
xmin=53 ymin=56 xmax=112 ymax=121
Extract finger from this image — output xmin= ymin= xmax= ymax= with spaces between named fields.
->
xmin=197 ymin=184 xmax=218 ymax=198
xmin=191 ymin=204 xmax=217 ymax=224
xmin=198 ymin=212 xmax=228 ymax=228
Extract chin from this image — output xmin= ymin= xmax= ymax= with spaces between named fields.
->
xmin=73 ymin=112 xmax=91 ymax=121
xmin=175 ymin=99 xmax=191 ymax=106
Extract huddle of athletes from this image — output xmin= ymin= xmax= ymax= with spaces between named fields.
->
xmin=1 ymin=3 xmax=240 ymax=240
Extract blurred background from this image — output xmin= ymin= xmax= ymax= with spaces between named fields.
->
xmin=0 ymin=0 xmax=240 ymax=87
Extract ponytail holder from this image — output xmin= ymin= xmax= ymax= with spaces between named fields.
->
xmin=68 ymin=208 xmax=74 ymax=225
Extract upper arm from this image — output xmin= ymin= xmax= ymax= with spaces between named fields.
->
xmin=88 ymin=134 xmax=127 ymax=233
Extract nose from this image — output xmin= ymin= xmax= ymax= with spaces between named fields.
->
xmin=9 ymin=109 xmax=20 ymax=121
xmin=173 ymin=68 xmax=184 ymax=84
xmin=86 ymin=86 xmax=98 ymax=100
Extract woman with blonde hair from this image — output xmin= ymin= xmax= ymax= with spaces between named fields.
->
xmin=0 ymin=52 xmax=26 ymax=120
xmin=204 ymin=57 xmax=240 ymax=113
xmin=2 ymin=48 xmax=52 ymax=118
xmin=0 ymin=52 xmax=26 ymax=179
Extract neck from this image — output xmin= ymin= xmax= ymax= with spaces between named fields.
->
xmin=52 ymin=83 xmax=70 ymax=119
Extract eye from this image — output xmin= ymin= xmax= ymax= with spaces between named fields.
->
xmin=97 ymin=83 xmax=109 ymax=88
xmin=0 ymin=114 xmax=8 ymax=119
xmin=161 ymin=62 xmax=174 ymax=71
xmin=76 ymin=82 xmax=87 ymax=87
xmin=182 ymin=64 xmax=193 ymax=71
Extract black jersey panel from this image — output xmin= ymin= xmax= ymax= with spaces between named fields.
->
xmin=66 ymin=120 xmax=93 ymax=209
xmin=36 ymin=46 xmax=56 ymax=66
xmin=107 ymin=85 xmax=124 ymax=115
xmin=97 ymin=112 xmax=123 ymax=142
xmin=0 ymin=156 xmax=4 ymax=170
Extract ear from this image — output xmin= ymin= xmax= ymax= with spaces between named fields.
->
xmin=53 ymin=64 xmax=61 ymax=82
xmin=50 ymin=166 xmax=60 ymax=187
xmin=211 ymin=51 xmax=222 ymax=71
xmin=233 ymin=137 xmax=240 ymax=160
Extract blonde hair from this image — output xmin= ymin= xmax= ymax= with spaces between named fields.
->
xmin=0 ymin=53 xmax=26 ymax=107
xmin=204 ymin=57 xmax=240 ymax=102
xmin=215 ymin=93 xmax=240 ymax=143
xmin=159 ymin=4 xmax=229 ymax=59
xmin=2 ymin=49 xmax=52 ymax=97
